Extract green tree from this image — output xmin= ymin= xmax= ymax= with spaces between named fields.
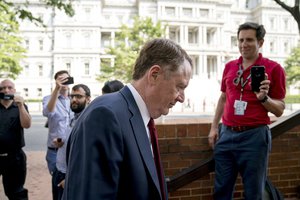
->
xmin=284 ymin=45 xmax=300 ymax=88
xmin=1 ymin=0 xmax=74 ymax=26
xmin=0 ymin=0 xmax=74 ymax=78
xmin=98 ymin=16 xmax=166 ymax=83
xmin=0 ymin=1 xmax=26 ymax=79
xmin=273 ymin=0 xmax=300 ymax=34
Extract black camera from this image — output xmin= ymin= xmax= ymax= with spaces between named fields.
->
xmin=0 ymin=93 xmax=14 ymax=100
xmin=62 ymin=77 xmax=74 ymax=85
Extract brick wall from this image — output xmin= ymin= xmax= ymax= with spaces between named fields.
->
xmin=157 ymin=123 xmax=300 ymax=199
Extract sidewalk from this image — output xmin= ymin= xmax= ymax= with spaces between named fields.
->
xmin=0 ymin=151 xmax=299 ymax=200
xmin=0 ymin=151 xmax=51 ymax=200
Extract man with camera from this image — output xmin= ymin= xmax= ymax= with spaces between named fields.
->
xmin=208 ymin=22 xmax=286 ymax=199
xmin=42 ymin=70 xmax=74 ymax=176
xmin=0 ymin=79 xmax=31 ymax=200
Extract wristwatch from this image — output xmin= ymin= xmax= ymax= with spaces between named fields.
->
xmin=260 ymin=95 xmax=269 ymax=103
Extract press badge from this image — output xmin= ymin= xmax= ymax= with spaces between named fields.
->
xmin=234 ymin=100 xmax=247 ymax=115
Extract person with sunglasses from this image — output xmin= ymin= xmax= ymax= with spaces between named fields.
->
xmin=52 ymin=84 xmax=91 ymax=200
xmin=208 ymin=22 xmax=286 ymax=199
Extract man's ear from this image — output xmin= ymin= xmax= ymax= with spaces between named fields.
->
xmin=148 ymin=65 xmax=161 ymax=81
xmin=152 ymin=71 xmax=158 ymax=80
xmin=86 ymin=97 xmax=91 ymax=104
xmin=258 ymin=39 xmax=264 ymax=48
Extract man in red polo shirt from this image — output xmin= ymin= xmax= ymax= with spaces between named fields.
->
xmin=208 ymin=22 xmax=286 ymax=200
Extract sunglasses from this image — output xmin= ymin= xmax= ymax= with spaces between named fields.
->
xmin=233 ymin=69 xmax=243 ymax=86
xmin=69 ymin=94 xmax=86 ymax=99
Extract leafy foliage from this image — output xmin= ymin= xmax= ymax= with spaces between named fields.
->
xmin=98 ymin=16 xmax=165 ymax=83
xmin=0 ymin=0 xmax=74 ymax=78
xmin=284 ymin=45 xmax=300 ymax=87
xmin=0 ymin=1 xmax=26 ymax=79
xmin=1 ymin=0 xmax=74 ymax=26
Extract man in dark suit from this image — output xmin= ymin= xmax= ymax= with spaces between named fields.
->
xmin=63 ymin=38 xmax=192 ymax=200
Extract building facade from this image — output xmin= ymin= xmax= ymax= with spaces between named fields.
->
xmin=12 ymin=0 xmax=299 ymax=113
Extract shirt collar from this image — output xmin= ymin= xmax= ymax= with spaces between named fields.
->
xmin=238 ymin=53 xmax=263 ymax=66
xmin=127 ymin=84 xmax=150 ymax=127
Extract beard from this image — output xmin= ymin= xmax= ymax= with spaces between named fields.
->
xmin=71 ymin=103 xmax=86 ymax=113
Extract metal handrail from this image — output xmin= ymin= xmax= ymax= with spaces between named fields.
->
xmin=167 ymin=110 xmax=300 ymax=192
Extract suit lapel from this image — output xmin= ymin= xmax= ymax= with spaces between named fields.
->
xmin=120 ymin=87 xmax=162 ymax=198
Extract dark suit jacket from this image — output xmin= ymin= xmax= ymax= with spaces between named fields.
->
xmin=63 ymin=86 xmax=168 ymax=200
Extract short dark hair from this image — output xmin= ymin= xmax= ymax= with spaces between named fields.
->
xmin=237 ymin=22 xmax=266 ymax=41
xmin=132 ymin=38 xmax=192 ymax=80
xmin=72 ymin=84 xmax=91 ymax=97
xmin=102 ymin=80 xmax=124 ymax=94
xmin=54 ymin=70 xmax=70 ymax=80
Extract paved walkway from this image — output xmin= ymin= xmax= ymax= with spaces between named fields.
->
xmin=0 ymin=151 xmax=300 ymax=200
xmin=0 ymin=151 xmax=51 ymax=200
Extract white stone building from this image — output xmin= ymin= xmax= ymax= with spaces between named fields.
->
xmin=10 ymin=0 xmax=299 ymax=113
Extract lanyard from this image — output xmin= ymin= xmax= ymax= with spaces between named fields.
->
xmin=238 ymin=64 xmax=251 ymax=101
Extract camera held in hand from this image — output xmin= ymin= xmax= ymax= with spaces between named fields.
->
xmin=62 ymin=77 xmax=74 ymax=85
xmin=0 ymin=93 xmax=14 ymax=100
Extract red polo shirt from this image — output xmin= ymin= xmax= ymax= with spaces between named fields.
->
xmin=221 ymin=53 xmax=286 ymax=126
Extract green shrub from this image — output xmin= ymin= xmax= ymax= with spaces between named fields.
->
xmin=285 ymin=95 xmax=300 ymax=103
xmin=26 ymin=99 xmax=42 ymax=102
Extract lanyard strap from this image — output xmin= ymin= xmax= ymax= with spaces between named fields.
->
xmin=238 ymin=64 xmax=251 ymax=100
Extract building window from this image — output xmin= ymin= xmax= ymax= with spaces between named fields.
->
xmin=25 ymin=39 xmax=29 ymax=49
xmin=84 ymin=7 xmax=91 ymax=21
xmin=169 ymin=26 xmax=180 ymax=43
xmin=65 ymin=33 xmax=72 ymax=48
xmin=38 ymin=65 xmax=43 ymax=76
xmin=283 ymin=18 xmax=289 ymax=30
xmin=200 ymin=9 xmax=209 ymax=18
xmin=270 ymin=18 xmax=275 ymax=30
xmin=284 ymin=42 xmax=289 ymax=53
xmin=183 ymin=8 xmax=193 ymax=17
xmin=270 ymin=41 xmax=275 ymax=53
xmin=24 ymin=65 xmax=29 ymax=76
xmin=84 ymin=62 xmax=90 ymax=75
xmin=231 ymin=36 xmax=237 ymax=48
xmin=66 ymin=63 xmax=71 ymax=73
xmin=165 ymin=7 xmax=175 ymax=17
xmin=39 ymin=39 xmax=43 ymax=51
xmin=101 ymin=32 xmax=111 ymax=48
xmin=193 ymin=56 xmax=199 ymax=76
xmin=188 ymin=27 xmax=199 ymax=44
xmin=23 ymin=88 xmax=28 ymax=97
xmin=206 ymin=27 xmax=216 ymax=45
xmin=37 ymin=88 xmax=42 ymax=97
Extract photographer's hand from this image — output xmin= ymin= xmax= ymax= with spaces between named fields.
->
xmin=256 ymin=79 xmax=270 ymax=101
xmin=47 ymin=74 xmax=70 ymax=112
xmin=15 ymin=94 xmax=31 ymax=128
xmin=55 ymin=76 xmax=67 ymax=89
xmin=14 ymin=94 xmax=24 ymax=106
xmin=255 ymin=74 xmax=285 ymax=117
xmin=254 ymin=73 xmax=269 ymax=100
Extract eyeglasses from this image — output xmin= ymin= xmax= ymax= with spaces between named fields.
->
xmin=69 ymin=94 xmax=86 ymax=99
xmin=233 ymin=69 xmax=243 ymax=86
